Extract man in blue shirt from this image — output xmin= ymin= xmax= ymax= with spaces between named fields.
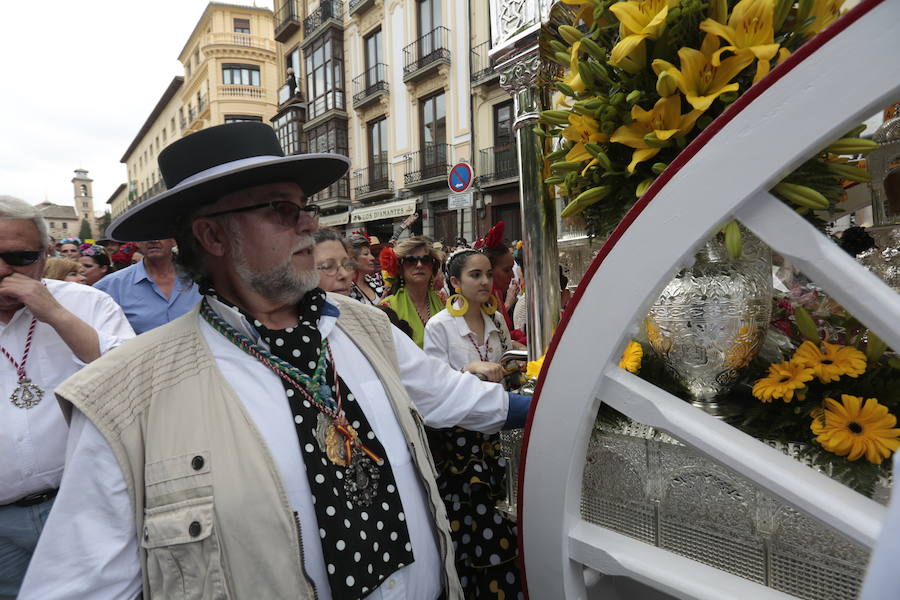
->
xmin=94 ymin=239 xmax=201 ymax=334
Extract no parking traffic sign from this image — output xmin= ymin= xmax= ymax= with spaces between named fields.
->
xmin=448 ymin=162 xmax=473 ymax=193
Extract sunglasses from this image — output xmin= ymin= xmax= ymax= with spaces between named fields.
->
xmin=0 ymin=250 xmax=42 ymax=266
xmin=203 ymin=200 xmax=320 ymax=227
xmin=400 ymin=255 xmax=438 ymax=267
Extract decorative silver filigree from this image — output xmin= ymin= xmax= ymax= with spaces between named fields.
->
xmin=646 ymin=226 xmax=773 ymax=414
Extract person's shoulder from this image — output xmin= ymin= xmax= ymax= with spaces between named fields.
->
xmin=94 ymin=264 xmax=137 ymax=289
xmin=46 ymin=279 xmax=118 ymax=304
xmin=426 ymin=308 xmax=452 ymax=328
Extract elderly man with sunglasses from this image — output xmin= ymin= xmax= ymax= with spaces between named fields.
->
xmin=20 ymin=124 xmax=529 ymax=600
xmin=0 ymin=197 xmax=134 ymax=599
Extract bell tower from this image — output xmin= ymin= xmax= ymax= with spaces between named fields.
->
xmin=72 ymin=169 xmax=95 ymax=238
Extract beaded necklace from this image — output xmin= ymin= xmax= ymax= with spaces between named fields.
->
xmin=466 ymin=332 xmax=490 ymax=362
xmin=200 ymin=299 xmax=382 ymax=466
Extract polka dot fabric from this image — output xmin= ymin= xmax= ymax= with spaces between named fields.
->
xmin=209 ymin=289 xmax=414 ymax=599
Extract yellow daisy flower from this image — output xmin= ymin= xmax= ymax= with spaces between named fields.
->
xmin=751 ymin=359 xmax=814 ymax=403
xmin=811 ymin=394 xmax=900 ymax=465
xmin=619 ymin=340 xmax=643 ymax=373
xmin=792 ymin=340 xmax=867 ymax=383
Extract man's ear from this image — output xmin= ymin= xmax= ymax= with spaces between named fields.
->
xmin=192 ymin=218 xmax=229 ymax=258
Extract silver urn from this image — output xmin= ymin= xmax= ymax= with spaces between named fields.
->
xmin=645 ymin=226 xmax=773 ymax=416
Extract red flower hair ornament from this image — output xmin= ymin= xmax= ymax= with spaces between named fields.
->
xmin=379 ymin=246 xmax=399 ymax=285
xmin=474 ymin=221 xmax=505 ymax=251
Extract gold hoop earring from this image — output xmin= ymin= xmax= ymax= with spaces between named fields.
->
xmin=482 ymin=293 xmax=499 ymax=315
xmin=447 ymin=287 xmax=468 ymax=316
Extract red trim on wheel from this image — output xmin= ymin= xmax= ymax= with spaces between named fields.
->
xmin=516 ymin=1 xmax=884 ymax=596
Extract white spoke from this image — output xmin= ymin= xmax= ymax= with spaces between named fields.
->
xmin=736 ymin=193 xmax=900 ymax=353
xmin=569 ymin=520 xmax=796 ymax=600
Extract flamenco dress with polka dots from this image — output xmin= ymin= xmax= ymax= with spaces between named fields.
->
xmin=424 ymin=310 xmax=523 ymax=599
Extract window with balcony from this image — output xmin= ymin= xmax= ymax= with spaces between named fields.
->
xmin=305 ymin=32 xmax=345 ymax=120
xmin=418 ymin=0 xmax=442 ymax=38
xmin=405 ymin=92 xmax=448 ymax=184
xmin=279 ymin=45 xmax=302 ymax=104
xmin=234 ymin=18 xmax=250 ymax=34
xmin=404 ymin=0 xmax=449 ymax=79
xmin=364 ymin=117 xmax=390 ymax=193
xmin=306 ymin=119 xmax=348 ymax=156
xmin=274 ymin=108 xmax=305 ymax=156
xmin=421 ymin=91 xmax=446 ymax=150
xmin=365 ymin=29 xmax=382 ymax=74
xmin=223 ymin=64 xmax=260 ymax=86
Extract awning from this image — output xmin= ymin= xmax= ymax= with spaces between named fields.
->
xmin=319 ymin=211 xmax=350 ymax=227
xmin=350 ymin=199 xmax=417 ymax=224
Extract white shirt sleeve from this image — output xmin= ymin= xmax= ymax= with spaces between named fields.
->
xmin=422 ymin=318 xmax=451 ymax=364
xmin=392 ymin=326 xmax=509 ymax=433
xmin=19 ymin=410 xmax=142 ymax=600
xmin=91 ymin=291 xmax=137 ymax=357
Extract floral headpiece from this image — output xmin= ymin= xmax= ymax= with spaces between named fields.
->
xmin=81 ymin=245 xmax=107 ymax=258
xmin=79 ymin=242 xmax=94 ymax=253
xmin=59 ymin=237 xmax=82 ymax=247
xmin=473 ymin=221 xmax=505 ymax=251
xmin=379 ymin=246 xmax=399 ymax=286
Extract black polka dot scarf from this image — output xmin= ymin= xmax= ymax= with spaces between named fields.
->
xmin=206 ymin=289 xmax=414 ymax=599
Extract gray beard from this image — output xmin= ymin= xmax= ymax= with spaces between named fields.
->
xmin=231 ymin=234 xmax=320 ymax=305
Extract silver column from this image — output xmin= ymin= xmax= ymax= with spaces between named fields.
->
xmin=496 ymin=51 xmax=560 ymax=361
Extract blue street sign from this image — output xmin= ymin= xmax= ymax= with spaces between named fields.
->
xmin=448 ymin=162 xmax=473 ymax=193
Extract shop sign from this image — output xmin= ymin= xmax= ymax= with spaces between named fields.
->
xmin=448 ymin=191 xmax=473 ymax=210
xmin=319 ymin=211 xmax=350 ymax=227
xmin=350 ymin=199 xmax=418 ymax=223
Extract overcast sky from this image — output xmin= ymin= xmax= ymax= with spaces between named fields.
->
xmin=0 ymin=0 xmax=273 ymax=212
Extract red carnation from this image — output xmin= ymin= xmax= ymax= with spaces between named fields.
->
xmin=379 ymin=247 xmax=399 ymax=279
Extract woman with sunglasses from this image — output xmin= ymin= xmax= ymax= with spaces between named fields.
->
xmin=313 ymin=229 xmax=356 ymax=296
xmin=379 ymin=236 xmax=444 ymax=347
xmin=421 ymin=248 xmax=522 ymax=598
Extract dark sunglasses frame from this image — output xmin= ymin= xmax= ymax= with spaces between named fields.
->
xmin=203 ymin=200 xmax=320 ymax=224
xmin=400 ymin=255 xmax=438 ymax=267
xmin=0 ymin=250 xmax=43 ymax=266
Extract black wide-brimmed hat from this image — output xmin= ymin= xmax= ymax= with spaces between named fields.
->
xmin=107 ymin=122 xmax=350 ymax=241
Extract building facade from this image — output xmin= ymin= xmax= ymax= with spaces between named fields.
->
xmin=35 ymin=202 xmax=79 ymax=242
xmin=119 ymin=3 xmax=279 ymax=220
xmin=272 ymin=0 xmax=505 ymax=245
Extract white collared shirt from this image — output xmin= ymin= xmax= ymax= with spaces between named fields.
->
xmin=423 ymin=307 xmax=512 ymax=370
xmin=0 ymin=279 xmax=134 ymax=504
xmin=20 ymin=296 xmax=510 ymax=600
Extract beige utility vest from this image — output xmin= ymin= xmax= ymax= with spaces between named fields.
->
xmin=56 ymin=294 xmax=463 ymax=599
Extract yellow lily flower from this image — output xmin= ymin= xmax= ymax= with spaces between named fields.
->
xmin=563 ymin=41 xmax=587 ymax=94
xmin=699 ymin=0 xmax=787 ymax=84
xmin=562 ymin=0 xmax=598 ymax=26
xmin=610 ymin=95 xmax=702 ymax=172
xmin=799 ymin=0 xmax=846 ymax=34
xmin=609 ymin=0 xmax=678 ymax=74
xmin=562 ymin=113 xmax=609 ymax=173
xmin=652 ymin=34 xmax=754 ymax=112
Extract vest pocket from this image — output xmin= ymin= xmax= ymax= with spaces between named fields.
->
xmin=141 ymin=496 xmax=231 ymax=600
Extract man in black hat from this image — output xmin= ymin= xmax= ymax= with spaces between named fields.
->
xmin=20 ymin=123 xmax=529 ymax=600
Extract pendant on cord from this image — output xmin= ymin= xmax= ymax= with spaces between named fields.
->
xmin=10 ymin=377 xmax=43 ymax=409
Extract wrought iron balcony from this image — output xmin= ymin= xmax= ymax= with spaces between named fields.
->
xmin=274 ymin=0 xmax=301 ymax=43
xmin=304 ymin=0 xmax=342 ymax=40
xmin=352 ymin=63 xmax=389 ymax=108
xmin=354 ymin=162 xmax=394 ymax=200
xmin=471 ymin=41 xmax=497 ymax=84
xmin=403 ymin=26 xmax=451 ymax=82
xmin=478 ymin=145 xmax=518 ymax=186
xmin=348 ymin=0 xmax=375 ymax=17
xmin=404 ymin=144 xmax=449 ymax=187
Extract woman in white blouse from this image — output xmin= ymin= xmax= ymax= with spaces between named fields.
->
xmin=422 ymin=248 xmax=523 ymax=598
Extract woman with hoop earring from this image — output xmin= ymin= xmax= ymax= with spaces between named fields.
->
xmin=422 ymin=248 xmax=523 ymax=599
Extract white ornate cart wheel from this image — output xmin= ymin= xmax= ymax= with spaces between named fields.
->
xmin=519 ymin=1 xmax=900 ymax=598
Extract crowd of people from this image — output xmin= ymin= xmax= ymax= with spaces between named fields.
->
xmin=2 ymin=122 xmax=531 ymax=600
